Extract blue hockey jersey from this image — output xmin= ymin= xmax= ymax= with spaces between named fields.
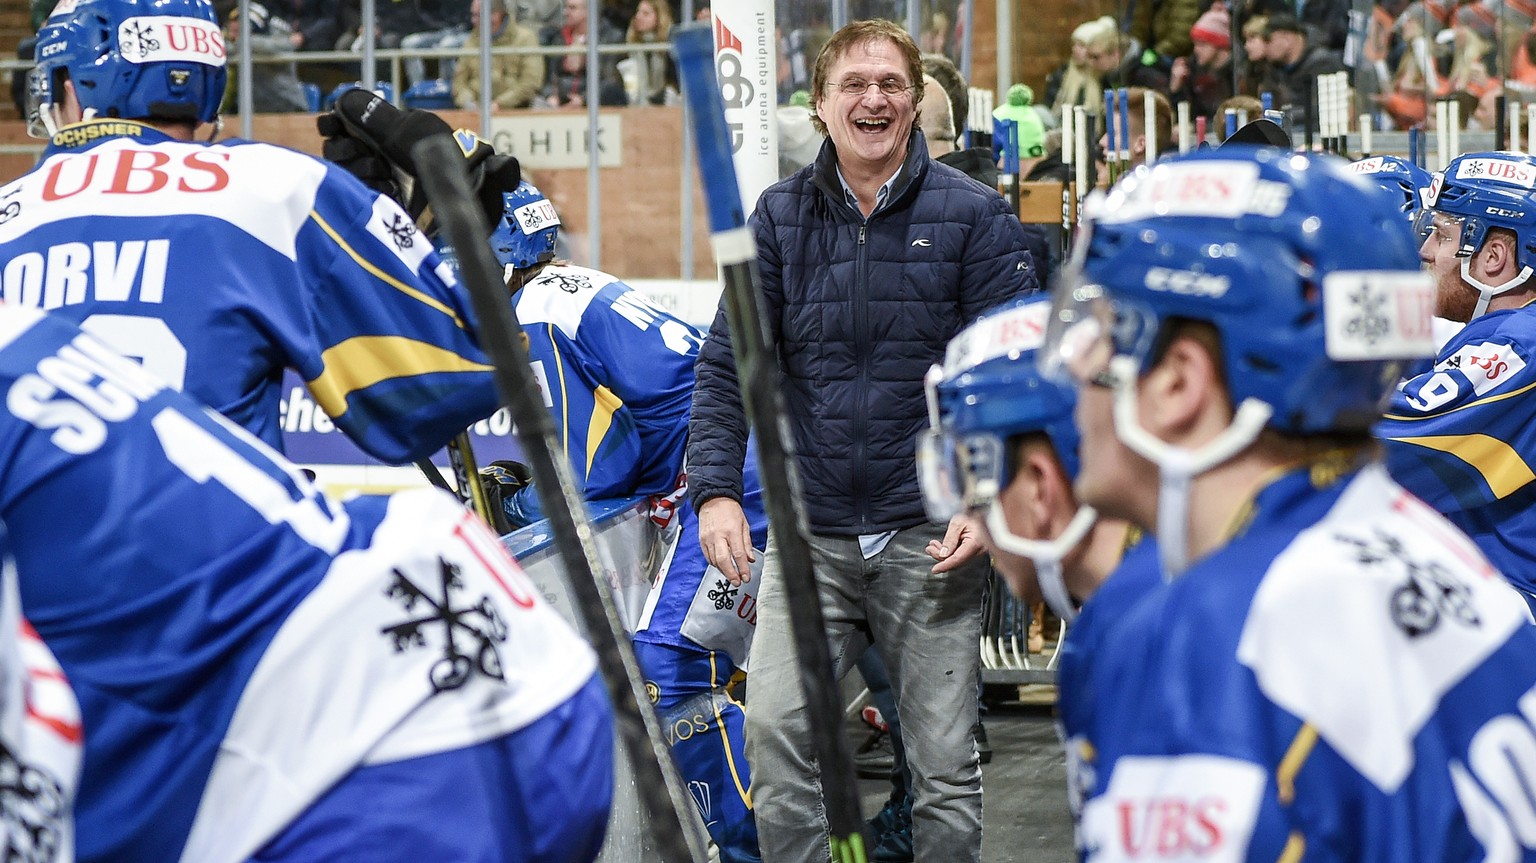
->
xmin=0 ymin=305 xmax=596 ymax=863
xmin=1379 ymin=307 xmax=1536 ymax=606
xmin=503 ymin=264 xmax=702 ymax=526
xmin=1058 ymin=537 xmax=1161 ymax=825
xmin=0 ymin=119 xmax=499 ymax=464
xmin=1072 ymin=463 xmax=1536 ymax=862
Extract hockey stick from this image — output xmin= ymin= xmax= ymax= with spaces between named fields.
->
xmin=672 ymin=24 xmax=871 ymax=863
xmin=410 ymin=135 xmax=709 ymax=863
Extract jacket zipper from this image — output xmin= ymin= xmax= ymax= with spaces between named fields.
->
xmin=851 ymin=222 xmax=870 ymax=528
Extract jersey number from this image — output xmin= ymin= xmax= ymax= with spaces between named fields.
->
xmin=80 ymin=314 xmax=189 ymax=391
xmin=151 ymin=407 xmax=349 ymax=553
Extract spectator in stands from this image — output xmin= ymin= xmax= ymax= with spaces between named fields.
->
xmin=350 ymin=0 xmax=426 ymax=54
xmin=1047 ymin=15 xmax=1115 ymax=114
xmin=453 ymin=0 xmax=544 ymax=110
xmin=400 ymin=0 xmax=473 ymax=86
xmin=1240 ymin=13 xmax=1273 ymax=96
xmin=1044 ymin=15 xmax=1118 ymax=116
xmin=1171 ymin=2 xmax=1235 ymax=123
xmin=224 ymin=2 xmax=311 ymax=113
xmin=1124 ymin=0 xmax=1201 ymax=87
xmin=1264 ymin=13 xmax=1346 ymax=131
xmin=515 ymin=0 xmax=561 ymax=31
xmin=290 ymin=0 xmax=357 ymax=51
xmin=625 ymin=0 xmax=676 ymax=105
xmin=540 ymin=0 xmax=628 ymax=107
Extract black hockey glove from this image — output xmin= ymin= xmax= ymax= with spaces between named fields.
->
xmin=478 ymin=460 xmax=534 ymax=528
xmin=317 ymin=89 xmax=522 ymax=230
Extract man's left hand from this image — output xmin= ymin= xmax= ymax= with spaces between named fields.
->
xmin=927 ymin=513 xmax=985 ymax=573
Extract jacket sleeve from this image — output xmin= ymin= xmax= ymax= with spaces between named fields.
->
xmin=958 ymin=192 xmax=1040 ymax=323
xmin=686 ymin=205 xmax=782 ymax=511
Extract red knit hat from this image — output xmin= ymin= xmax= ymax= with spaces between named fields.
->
xmin=1191 ymin=4 xmax=1232 ymax=49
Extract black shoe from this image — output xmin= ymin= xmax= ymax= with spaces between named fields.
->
xmin=974 ymin=720 xmax=992 ymax=765
xmin=854 ymin=729 xmax=896 ymax=779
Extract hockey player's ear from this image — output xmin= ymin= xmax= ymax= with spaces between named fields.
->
xmin=1141 ymin=334 xmax=1231 ymax=448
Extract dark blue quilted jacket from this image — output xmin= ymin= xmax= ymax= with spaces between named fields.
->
xmin=687 ymin=132 xmax=1040 ymax=534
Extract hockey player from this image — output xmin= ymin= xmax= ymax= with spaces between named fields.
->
xmin=1377 ymin=151 xmax=1536 ymax=611
xmin=10 ymin=0 xmax=500 ymax=464
xmin=1043 ymin=145 xmax=1536 ymax=859
xmin=479 ymin=181 xmax=768 ymax=862
xmin=1348 ymin=154 xmax=1432 ymax=226
xmin=0 ymin=304 xmax=611 ymax=863
xmin=917 ymin=295 xmax=1154 ymax=827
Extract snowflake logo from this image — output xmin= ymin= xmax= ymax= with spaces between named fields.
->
xmin=120 ymin=21 xmax=159 ymax=59
xmin=707 ymin=578 xmax=738 ymax=611
xmin=1336 ymin=529 xmax=1480 ymax=638
xmin=0 ymin=740 xmax=67 ymax=863
xmin=384 ymin=213 xmax=415 ymax=250
xmin=1344 ymin=283 xmax=1391 ymax=347
xmin=380 ymin=558 xmax=509 ymax=693
xmin=546 ymin=272 xmax=591 ymax=294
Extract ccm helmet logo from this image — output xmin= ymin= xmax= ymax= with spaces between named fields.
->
xmin=1487 ymin=206 xmax=1528 ymax=219
xmin=1144 ymin=266 xmax=1230 ymax=298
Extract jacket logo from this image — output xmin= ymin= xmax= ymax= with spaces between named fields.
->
xmin=910 ymin=238 xmax=931 ymax=247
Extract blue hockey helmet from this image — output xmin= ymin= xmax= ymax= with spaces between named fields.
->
xmin=918 ymin=295 xmax=1093 ymax=621
xmin=491 ymin=181 xmax=561 ymax=276
xmin=1422 ymin=151 xmax=1536 ymax=316
xmin=29 ymin=0 xmax=227 ymax=136
xmin=1349 ymin=154 xmax=1432 ymax=229
xmin=1046 ymin=145 xmax=1435 ymax=437
xmin=1042 ymin=146 xmax=1436 ymax=575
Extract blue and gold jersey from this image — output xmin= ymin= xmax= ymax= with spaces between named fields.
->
xmin=1074 ymin=464 xmax=1536 ymax=862
xmin=0 ymin=119 xmax=498 ymax=464
xmin=1378 ymin=307 xmax=1536 ymax=605
xmin=504 ymin=264 xmax=702 ymax=525
xmin=0 ymin=306 xmax=595 ymax=862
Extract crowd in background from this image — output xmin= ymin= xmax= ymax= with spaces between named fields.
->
xmin=20 ymin=0 xmax=1536 ymax=135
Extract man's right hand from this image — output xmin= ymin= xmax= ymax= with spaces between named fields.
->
xmin=698 ymin=497 xmax=757 ymax=586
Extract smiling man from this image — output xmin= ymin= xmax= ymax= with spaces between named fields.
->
xmin=687 ymin=17 xmax=1038 ymax=863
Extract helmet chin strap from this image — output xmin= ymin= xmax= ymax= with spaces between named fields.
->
xmin=983 ymin=500 xmax=1098 ymax=623
xmin=1461 ymin=259 xmax=1535 ymax=318
xmin=1105 ymin=355 xmax=1273 ymax=579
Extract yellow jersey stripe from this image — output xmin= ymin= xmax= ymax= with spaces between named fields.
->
xmin=309 ymin=211 xmax=466 ymax=328
xmin=709 ymin=651 xmax=754 ymax=807
xmin=1387 ymin=433 xmax=1536 ymax=499
xmin=1276 ymin=831 xmax=1305 ymax=863
xmin=1276 ymin=723 xmax=1319 ymax=806
xmin=587 ymin=385 xmax=623 ymax=478
xmin=308 ymin=336 xmax=492 ymax=418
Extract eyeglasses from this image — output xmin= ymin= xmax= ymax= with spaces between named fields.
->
xmin=828 ymin=77 xmax=912 ymax=97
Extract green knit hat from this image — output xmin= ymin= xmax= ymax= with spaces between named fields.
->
xmin=992 ymin=85 xmax=1046 ymax=157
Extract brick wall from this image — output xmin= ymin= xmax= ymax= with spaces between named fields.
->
xmin=0 ymin=3 xmax=32 ymax=123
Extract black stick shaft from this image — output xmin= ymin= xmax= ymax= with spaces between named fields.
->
xmin=410 ymin=135 xmax=708 ymax=863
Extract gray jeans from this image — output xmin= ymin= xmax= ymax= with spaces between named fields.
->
xmin=744 ymin=523 xmax=985 ymax=862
